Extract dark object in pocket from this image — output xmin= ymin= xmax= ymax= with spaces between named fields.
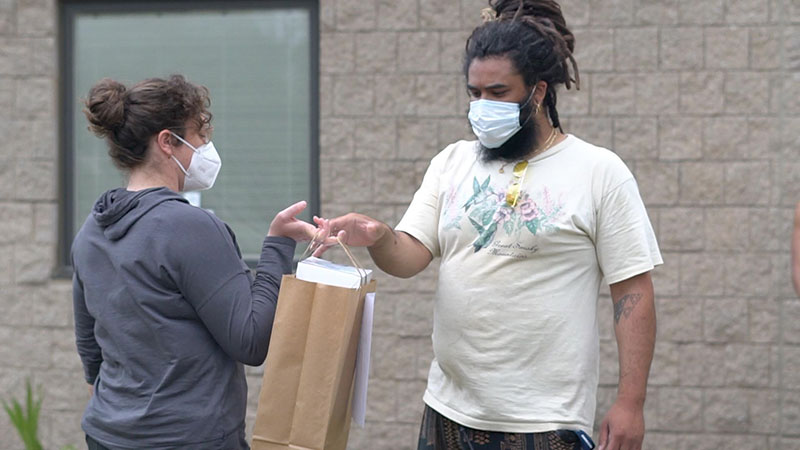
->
xmin=554 ymin=429 xmax=595 ymax=450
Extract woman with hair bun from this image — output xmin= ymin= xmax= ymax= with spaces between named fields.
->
xmin=329 ymin=1 xmax=661 ymax=449
xmin=72 ymin=75 xmax=335 ymax=449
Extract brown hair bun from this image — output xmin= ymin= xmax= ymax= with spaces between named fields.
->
xmin=84 ymin=78 xmax=128 ymax=139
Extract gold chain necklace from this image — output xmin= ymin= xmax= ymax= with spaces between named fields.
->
xmin=498 ymin=128 xmax=559 ymax=173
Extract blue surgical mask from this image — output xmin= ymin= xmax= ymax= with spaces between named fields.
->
xmin=468 ymin=89 xmax=535 ymax=148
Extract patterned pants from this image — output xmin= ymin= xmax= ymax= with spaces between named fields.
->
xmin=417 ymin=405 xmax=581 ymax=450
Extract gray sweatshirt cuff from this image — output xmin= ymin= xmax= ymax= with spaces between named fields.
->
xmin=260 ymin=236 xmax=296 ymax=275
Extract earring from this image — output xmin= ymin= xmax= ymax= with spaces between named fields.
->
xmin=534 ymin=102 xmax=541 ymax=115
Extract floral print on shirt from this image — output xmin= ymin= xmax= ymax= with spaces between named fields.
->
xmin=443 ymin=175 xmax=564 ymax=253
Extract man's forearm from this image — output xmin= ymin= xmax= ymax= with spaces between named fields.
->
xmin=609 ymin=272 xmax=656 ymax=406
xmin=368 ymin=226 xmax=432 ymax=278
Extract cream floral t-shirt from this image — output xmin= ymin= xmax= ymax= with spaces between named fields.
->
xmin=396 ymin=134 xmax=662 ymax=435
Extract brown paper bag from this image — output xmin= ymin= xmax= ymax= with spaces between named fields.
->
xmin=252 ymin=274 xmax=377 ymax=450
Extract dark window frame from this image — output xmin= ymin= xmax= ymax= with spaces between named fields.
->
xmin=56 ymin=0 xmax=320 ymax=276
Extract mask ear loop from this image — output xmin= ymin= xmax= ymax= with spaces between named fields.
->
xmin=167 ymin=135 xmax=190 ymax=179
xmin=168 ymin=131 xmax=196 ymax=178
xmin=518 ymin=86 xmax=538 ymax=129
xmin=170 ymin=131 xmax=199 ymax=153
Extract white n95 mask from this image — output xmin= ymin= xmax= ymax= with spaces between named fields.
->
xmin=170 ymin=132 xmax=222 ymax=192
xmin=468 ymin=90 xmax=534 ymax=149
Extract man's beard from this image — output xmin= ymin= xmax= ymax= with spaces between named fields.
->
xmin=477 ymin=110 xmax=540 ymax=163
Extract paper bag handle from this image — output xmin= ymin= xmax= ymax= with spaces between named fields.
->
xmin=300 ymin=232 xmax=370 ymax=286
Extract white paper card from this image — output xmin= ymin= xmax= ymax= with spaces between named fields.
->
xmin=181 ymin=191 xmax=201 ymax=207
xmin=351 ymin=292 xmax=375 ymax=427
xmin=296 ymin=256 xmax=372 ymax=289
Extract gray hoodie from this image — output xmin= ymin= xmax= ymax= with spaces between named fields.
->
xmin=71 ymin=187 xmax=295 ymax=449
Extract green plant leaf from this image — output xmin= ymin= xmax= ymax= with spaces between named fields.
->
xmin=3 ymin=378 xmax=44 ymax=450
xmin=3 ymin=399 xmax=24 ymax=432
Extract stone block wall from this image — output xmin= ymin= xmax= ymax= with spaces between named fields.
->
xmin=0 ymin=0 xmax=798 ymax=449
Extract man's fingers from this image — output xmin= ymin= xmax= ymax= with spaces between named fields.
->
xmin=603 ymin=426 xmax=624 ymax=450
xmin=597 ymin=420 xmax=609 ymax=450
xmin=623 ymin=434 xmax=642 ymax=450
xmin=312 ymin=245 xmax=328 ymax=257
xmin=328 ymin=216 xmax=347 ymax=234
xmin=606 ymin=433 xmax=620 ymax=450
xmin=314 ymin=218 xmax=331 ymax=240
xmin=318 ymin=230 xmax=342 ymax=248
xmin=312 ymin=231 xmax=344 ymax=257
xmin=313 ymin=215 xmax=329 ymax=229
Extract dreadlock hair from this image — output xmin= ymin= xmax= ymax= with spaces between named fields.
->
xmin=465 ymin=0 xmax=580 ymax=132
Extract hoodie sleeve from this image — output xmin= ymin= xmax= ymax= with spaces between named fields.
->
xmin=72 ymin=269 xmax=103 ymax=384
xmin=170 ymin=209 xmax=295 ymax=366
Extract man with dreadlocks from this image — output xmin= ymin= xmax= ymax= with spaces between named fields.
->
xmin=329 ymin=1 xmax=661 ymax=449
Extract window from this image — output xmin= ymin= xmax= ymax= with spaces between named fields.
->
xmin=59 ymin=0 xmax=319 ymax=267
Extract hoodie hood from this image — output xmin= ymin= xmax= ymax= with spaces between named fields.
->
xmin=93 ymin=187 xmax=188 ymax=241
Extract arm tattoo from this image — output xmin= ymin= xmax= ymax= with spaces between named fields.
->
xmin=614 ymin=293 xmax=643 ymax=324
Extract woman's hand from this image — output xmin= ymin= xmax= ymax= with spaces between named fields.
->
xmin=268 ymin=201 xmax=314 ymax=241
xmin=268 ymin=201 xmax=341 ymax=250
